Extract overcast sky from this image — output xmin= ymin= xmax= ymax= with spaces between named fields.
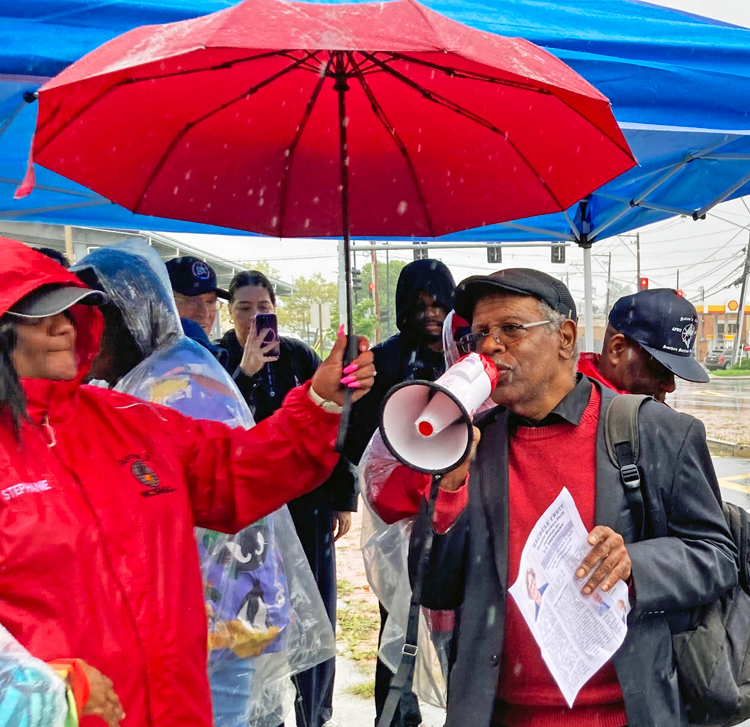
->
xmin=175 ymin=0 xmax=750 ymax=313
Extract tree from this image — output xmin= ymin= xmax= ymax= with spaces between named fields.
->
xmin=359 ymin=258 xmax=408 ymax=340
xmin=241 ymin=260 xmax=281 ymax=278
xmin=276 ymin=273 xmax=339 ymax=356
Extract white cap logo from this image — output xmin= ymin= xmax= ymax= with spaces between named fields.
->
xmin=681 ymin=322 xmax=696 ymax=349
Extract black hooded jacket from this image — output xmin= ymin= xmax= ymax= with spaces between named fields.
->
xmin=346 ymin=259 xmax=455 ymax=464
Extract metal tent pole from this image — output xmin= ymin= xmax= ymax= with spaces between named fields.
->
xmin=583 ymin=245 xmax=594 ymax=352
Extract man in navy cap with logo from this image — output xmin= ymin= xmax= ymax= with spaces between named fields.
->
xmin=166 ymin=256 xmax=229 ymax=365
xmin=579 ymin=289 xmax=708 ymax=401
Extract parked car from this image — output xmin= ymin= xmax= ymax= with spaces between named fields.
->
xmin=705 ymin=348 xmax=733 ymax=370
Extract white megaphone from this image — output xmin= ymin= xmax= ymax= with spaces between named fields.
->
xmin=379 ymin=353 xmax=499 ymax=474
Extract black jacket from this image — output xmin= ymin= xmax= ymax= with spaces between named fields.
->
xmin=346 ymin=258 xmax=455 ymax=465
xmin=410 ymin=377 xmax=738 ymax=727
xmin=216 ymin=329 xmax=356 ymax=511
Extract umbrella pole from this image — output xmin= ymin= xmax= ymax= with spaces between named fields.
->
xmin=334 ymin=54 xmax=360 ymax=453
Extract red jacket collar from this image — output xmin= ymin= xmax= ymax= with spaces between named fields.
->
xmin=577 ymin=352 xmax=629 ymax=395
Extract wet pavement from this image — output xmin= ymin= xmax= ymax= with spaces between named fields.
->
xmin=668 ymin=375 xmax=750 ymax=413
xmin=716 ymin=455 xmax=750 ymax=511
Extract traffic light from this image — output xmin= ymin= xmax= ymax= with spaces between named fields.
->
xmin=487 ymin=245 xmax=502 ymax=264
xmin=368 ymin=282 xmax=374 ymax=298
xmin=676 ymin=289 xmax=684 ymax=297
xmin=551 ymin=243 xmax=566 ymax=264
xmin=351 ymin=268 xmax=362 ymax=292
xmin=638 ymin=277 xmax=649 ymax=291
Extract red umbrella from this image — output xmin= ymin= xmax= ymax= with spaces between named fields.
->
xmin=26 ymin=0 xmax=635 ymax=440
xmin=30 ymin=0 xmax=633 ymax=240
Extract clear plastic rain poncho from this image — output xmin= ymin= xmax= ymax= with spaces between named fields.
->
xmin=359 ymin=311 xmax=497 ymax=708
xmin=0 ymin=624 xmax=68 ymax=727
xmin=72 ymin=240 xmax=335 ymax=727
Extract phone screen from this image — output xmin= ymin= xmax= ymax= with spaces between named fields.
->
xmin=254 ymin=313 xmax=280 ymax=357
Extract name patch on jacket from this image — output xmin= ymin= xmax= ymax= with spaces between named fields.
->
xmin=119 ymin=454 xmax=175 ymax=498
xmin=1 ymin=480 xmax=52 ymax=501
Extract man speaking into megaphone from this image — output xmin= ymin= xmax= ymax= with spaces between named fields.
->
xmin=367 ymin=269 xmax=735 ymax=727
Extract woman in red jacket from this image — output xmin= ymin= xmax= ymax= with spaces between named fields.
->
xmin=0 ymin=239 xmax=374 ymax=727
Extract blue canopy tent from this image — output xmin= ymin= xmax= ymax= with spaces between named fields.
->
xmin=2 ymin=0 xmax=750 ymax=344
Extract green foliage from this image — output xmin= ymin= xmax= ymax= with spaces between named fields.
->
xmin=240 ymin=260 xmax=281 ymax=278
xmin=276 ymin=273 xmax=339 ymax=356
xmin=345 ymin=680 xmax=376 ymax=699
xmin=337 ymin=598 xmax=380 ymax=665
xmin=357 ymin=258 xmax=407 ymax=339
xmin=714 ymin=357 xmax=750 ymax=375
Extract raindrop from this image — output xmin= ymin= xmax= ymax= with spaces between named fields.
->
xmin=184 ymin=170 xmax=191 ymax=181
xmin=313 ymin=196 xmax=320 ymax=204
xmin=271 ymin=216 xmax=278 ymax=227
xmin=417 ymin=144 xmax=422 ymax=153
xmin=173 ymin=186 xmax=179 ymax=195
xmin=304 ymin=219 xmax=311 ymax=228
xmin=397 ymin=201 xmax=408 ymax=215
xmin=259 ymin=198 xmax=265 ymax=206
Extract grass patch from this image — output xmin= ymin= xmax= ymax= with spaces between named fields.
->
xmin=712 ymin=368 xmax=750 ymax=377
xmin=337 ymin=598 xmax=380 ymax=664
xmin=345 ymin=679 xmax=376 ymax=700
xmin=337 ymin=579 xmax=356 ymax=597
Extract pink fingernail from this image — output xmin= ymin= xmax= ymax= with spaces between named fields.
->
xmin=347 ymin=381 xmax=361 ymax=389
xmin=341 ymin=375 xmax=356 ymax=385
xmin=338 ymin=324 xmax=345 ymax=337
xmin=343 ymin=363 xmax=358 ymax=375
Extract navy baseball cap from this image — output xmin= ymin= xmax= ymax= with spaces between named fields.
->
xmin=166 ymin=256 xmax=228 ymax=299
xmin=455 ymin=268 xmax=577 ymax=323
xmin=609 ymin=289 xmax=708 ymax=383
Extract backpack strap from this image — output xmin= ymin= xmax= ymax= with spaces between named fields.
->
xmin=604 ymin=394 xmax=652 ymax=541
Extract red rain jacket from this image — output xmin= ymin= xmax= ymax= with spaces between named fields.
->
xmin=0 ymin=239 xmax=341 ymax=727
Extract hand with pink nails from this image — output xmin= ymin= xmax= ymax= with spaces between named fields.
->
xmin=310 ymin=325 xmax=375 ymax=406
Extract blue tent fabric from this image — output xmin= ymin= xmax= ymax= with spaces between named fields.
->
xmin=1 ymin=0 xmax=750 ymax=242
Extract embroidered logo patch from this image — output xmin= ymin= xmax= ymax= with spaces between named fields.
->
xmin=192 ymin=261 xmax=211 ymax=280
xmin=131 ymin=459 xmax=160 ymax=488
xmin=119 ymin=454 xmax=175 ymax=499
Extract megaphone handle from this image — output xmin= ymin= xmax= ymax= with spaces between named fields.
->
xmin=335 ymin=334 xmax=361 ymax=454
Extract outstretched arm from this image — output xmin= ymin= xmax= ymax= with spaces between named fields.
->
xmin=173 ymin=332 xmax=375 ymax=533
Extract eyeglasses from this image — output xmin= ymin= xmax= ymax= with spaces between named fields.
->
xmin=174 ymin=294 xmax=221 ymax=312
xmin=458 ymin=320 xmax=551 ymax=353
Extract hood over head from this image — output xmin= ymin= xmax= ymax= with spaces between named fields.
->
xmin=72 ymin=239 xmax=182 ymax=361
xmin=0 ymin=237 xmax=104 ymax=384
xmin=395 ymin=259 xmax=455 ymax=334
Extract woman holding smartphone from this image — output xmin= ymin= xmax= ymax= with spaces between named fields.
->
xmin=217 ymin=271 xmax=320 ymax=422
xmin=216 ymin=270 xmax=355 ymax=727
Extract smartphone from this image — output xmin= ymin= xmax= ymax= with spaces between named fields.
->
xmin=254 ymin=313 xmax=280 ymax=357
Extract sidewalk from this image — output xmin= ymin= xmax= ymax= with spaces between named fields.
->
xmin=320 ymin=651 xmax=446 ymax=727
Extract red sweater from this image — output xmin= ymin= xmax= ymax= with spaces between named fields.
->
xmin=369 ymin=384 xmax=628 ymax=727
xmin=495 ymin=385 xmax=627 ymax=727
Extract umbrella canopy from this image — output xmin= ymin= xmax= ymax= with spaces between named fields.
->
xmin=29 ymin=0 xmax=634 ymax=240
xmin=1 ymin=0 xmax=749 ymax=241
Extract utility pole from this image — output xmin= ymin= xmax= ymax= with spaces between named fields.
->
xmin=731 ymin=237 xmax=750 ymax=367
xmin=64 ymin=226 xmax=75 ymax=264
xmin=605 ymin=252 xmax=612 ymax=317
xmin=676 ymin=269 xmax=680 ymax=290
xmin=370 ymin=242 xmax=381 ymax=344
xmin=636 ymin=233 xmax=641 ymax=283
